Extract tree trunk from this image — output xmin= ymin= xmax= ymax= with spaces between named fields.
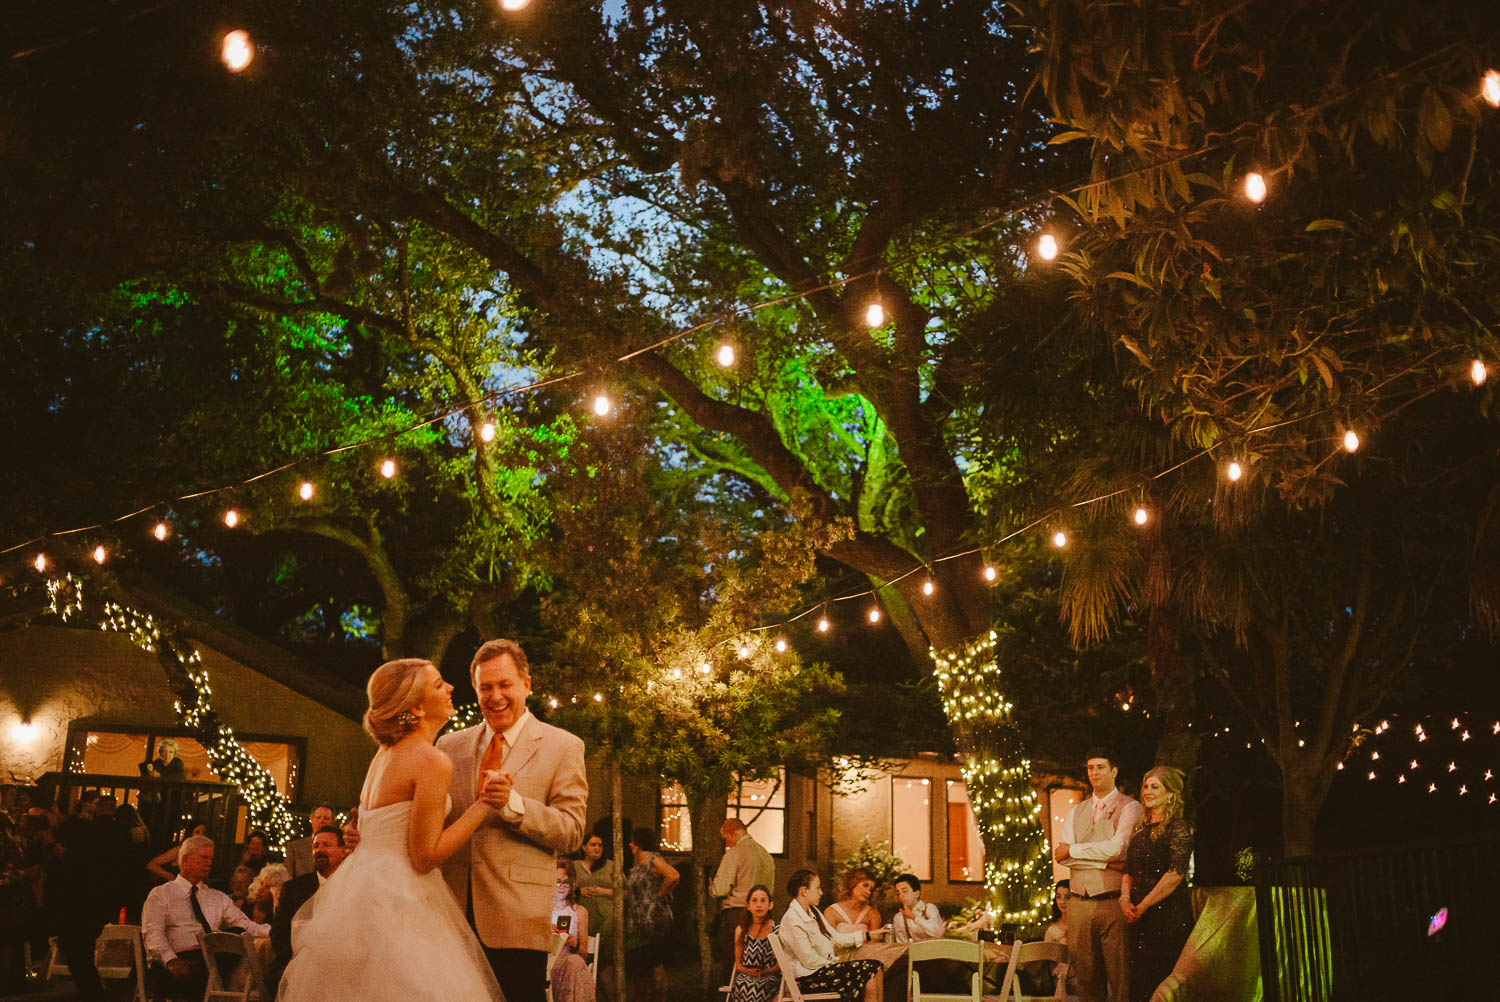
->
xmin=610 ymin=762 xmax=627 ymax=1002
xmin=1280 ymin=766 xmax=1330 ymax=857
xmin=688 ymin=791 xmax=729 ymax=997
xmin=1147 ymin=607 xmax=1200 ymax=775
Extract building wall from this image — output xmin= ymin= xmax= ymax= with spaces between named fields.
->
xmin=0 ymin=625 xmax=368 ymax=808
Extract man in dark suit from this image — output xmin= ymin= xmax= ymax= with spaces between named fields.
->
xmin=267 ymin=827 xmax=346 ymax=990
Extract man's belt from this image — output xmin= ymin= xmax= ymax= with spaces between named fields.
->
xmin=1073 ymin=890 xmax=1120 ymax=901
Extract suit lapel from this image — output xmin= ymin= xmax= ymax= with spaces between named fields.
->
xmin=504 ymin=725 xmax=543 ymax=780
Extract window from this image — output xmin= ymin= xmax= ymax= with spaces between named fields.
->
xmin=1047 ymin=787 xmax=1084 ymax=883
xmin=891 ymin=776 xmax=932 ymax=880
xmin=65 ymin=726 xmax=304 ymax=801
xmin=804 ymin=774 xmax=818 ymax=860
xmin=946 ymin=780 xmax=985 ymax=883
xmin=657 ymin=769 xmax=787 ymax=854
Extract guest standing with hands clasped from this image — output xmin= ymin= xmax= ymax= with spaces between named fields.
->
xmin=1055 ymin=748 xmax=1142 ymax=1002
xmin=1121 ymin=766 xmax=1194 ymax=1002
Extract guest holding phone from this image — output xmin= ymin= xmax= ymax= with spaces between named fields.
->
xmin=551 ymin=860 xmax=595 ymax=1002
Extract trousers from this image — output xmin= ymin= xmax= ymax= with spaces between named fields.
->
xmin=1067 ymin=895 xmax=1129 ymax=1002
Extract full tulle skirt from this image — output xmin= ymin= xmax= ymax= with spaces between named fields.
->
xmin=277 ymin=802 xmax=499 ymax=1001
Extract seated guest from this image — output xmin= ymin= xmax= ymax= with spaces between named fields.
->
xmin=825 ymin=868 xmax=883 ymax=937
xmin=228 ymin=865 xmax=255 ymax=910
xmin=779 ymin=869 xmax=885 ymax=1002
xmin=246 ymin=863 xmax=291 ymax=925
xmin=268 ymin=829 xmax=346 ymax=991
xmin=237 ymin=830 xmax=276 ymax=874
xmin=142 ymin=835 xmax=269 ymax=1001
xmin=146 ymin=823 xmax=208 ymax=883
xmin=890 ymin=874 xmax=944 ymax=943
xmin=551 ymin=860 xmax=595 ymax=1002
xmin=727 ymin=885 xmax=780 ymax=1002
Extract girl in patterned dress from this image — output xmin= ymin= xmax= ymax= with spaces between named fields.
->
xmin=728 ymin=885 xmax=781 ymax=1002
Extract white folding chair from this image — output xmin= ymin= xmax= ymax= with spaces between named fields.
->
xmin=993 ymin=940 xmax=1069 ymax=1001
xmin=764 ymin=932 xmax=841 ymax=1002
xmin=586 ymin=932 xmax=601 ymax=985
xmin=198 ymin=929 xmax=270 ymax=1002
xmin=908 ymin=937 xmax=985 ymax=1002
xmin=94 ymin=923 xmax=149 ymax=1002
xmin=543 ymin=929 xmax=568 ymax=1002
xmin=43 ymin=936 xmax=69 ymax=981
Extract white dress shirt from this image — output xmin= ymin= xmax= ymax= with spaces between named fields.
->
xmin=891 ymin=899 xmax=945 ymax=943
xmin=777 ymin=899 xmax=866 ymax=979
xmin=477 ymin=711 xmax=532 ymax=820
xmin=142 ymin=875 xmax=270 ymax=963
xmin=1057 ymin=788 xmax=1142 ymax=869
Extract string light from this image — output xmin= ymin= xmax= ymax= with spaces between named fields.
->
xmin=379 ymin=459 xmax=397 ymax=479
xmin=1243 ymin=172 xmax=1268 ymax=203
xmin=983 ymin=565 xmax=998 ymax=582
xmin=1051 ymin=530 xmax=1068 ymax=549
xmin=670 ymin=667 xmax=683 ymax=680
xmin=1483 ymin=70 xmax=1500 ymax=108
xmin=1226 ymin=460 xmax=1244 ymax=482
xmin=592 ymin=691 xmax=603 ymax=702
xmin=716 ymin=343 xmax=736 ymax=367
xmin=1472 ymin=359 xmax=1488 ymax=386
xmin=864 ymin=302 xmax=886 ymax=328
xmin=220 ymin=30 xmax=254 ymax=73
xmin=223 ymin=509 xmax=240 ymax=528
xmin=698 ymin=662 xmax=712 ymax=675
xmin=1133 ymin=507 xmax=1150 ymax=526
xmin=737 ymin=644 xmax=751 ymax=658
xmin=92 ymin=545 xmax=107 ymax=565
xmin=774 ymin=638 xmax=788 ymax=653
xmin=500 ymin=0 xmax=531 ymax=9
xmin=867 ymin=606 xmax=882 ymax=624
xmin=33 ymin=554 xmax=47 ymax=573
xmin=153 ymin=522 xmax=169 ymax=541
xmin=548 ymin=697 xmax=559 ymax=709
xmin=1036 ymin=233 xmax=1059 ymax=261
xmin=816 ymin=616 xmax=830 ymax=633
xmin=479 ymin=421 xmax=496 ymax=443
xmin=298 ymin=481 xmax=315 ymax=501
xmin=592 ymin=394 xmax=612 ymax=417
xmin=922 ymin=579 xmax=936 ymax=596
xmin=1342 ymin=429 xmax=1360 ymax=453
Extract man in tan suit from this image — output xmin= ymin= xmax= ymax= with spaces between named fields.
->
xmin=1054 ymin=748 xmax=1142 ymax=1002
xmin=438 ymin=638 xmax=588 ymax=1002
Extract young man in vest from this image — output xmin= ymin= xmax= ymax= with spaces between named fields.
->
xmin=1054 ymin=748 xmax=1142 ymax=1002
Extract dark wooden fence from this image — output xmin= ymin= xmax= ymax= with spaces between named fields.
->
xmin=1254 ymin=831 xmax=1500 ymax=1002
xmin=42 ymin=771 xmax=249 ymax=860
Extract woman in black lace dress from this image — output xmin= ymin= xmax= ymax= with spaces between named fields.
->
xmin=1121 ymin=766 xmax=1193 ymax=1002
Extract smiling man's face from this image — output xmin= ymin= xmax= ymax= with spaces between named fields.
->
xmin=476 ymin=654 xmax=530 ymax=733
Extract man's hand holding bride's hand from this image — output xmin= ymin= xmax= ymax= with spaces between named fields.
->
xmin=478 ymin=770 xmax=514 ymax=811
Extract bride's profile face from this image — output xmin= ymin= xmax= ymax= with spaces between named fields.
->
xmin=417 ymin=664 xmax=455 ymax=723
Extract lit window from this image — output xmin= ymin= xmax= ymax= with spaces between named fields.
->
xmin=659 ymin=769 xmax=788 ymax=854
xmin=892 ymin=777 xmax=932 ymax=880
xmin=946 ymin=780 xmax=985 ymax=882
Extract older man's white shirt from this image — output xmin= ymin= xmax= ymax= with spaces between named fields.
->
xmin=142 ymin=874 xmax=269 ymax=963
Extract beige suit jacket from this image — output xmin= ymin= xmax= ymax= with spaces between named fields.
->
xmin=437 ymin=716 xmax=588 ymax=952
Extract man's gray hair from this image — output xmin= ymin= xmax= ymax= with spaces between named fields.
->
xmin=178 ymin=834 xmax=215 ymax=865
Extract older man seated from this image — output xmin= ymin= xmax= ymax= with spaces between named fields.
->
xmin=142 ymin=834 xmax=270 ymax=1001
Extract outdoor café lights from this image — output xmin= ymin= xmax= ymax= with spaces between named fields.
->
xmin=1133 ymin=506 xmax=1151 ymax=526
xmin=223 ymin=508 xmax=241 ymax=528
xmin=1343 ymin=429 xmax=1361 ymax=453
xmin=220 ymin=30 xmax=254 ymax=73
xmin=500 ymin=0 xmax=532 ymax=9
xmin=93 ymin=545 xmax=107 ymax=565
xmin=716 ymin=342 xmax=736 ymax=367
xmin=865 ymin=302 xmax=886 ymax=328
xmin=1051 ymin=530 xmax=1068 ymax=549
xmin=1243 ymin=172 xmax=1268 ymax=204
xmin=1225 ymin=460 xmax=1244 ymax=482
xmin=299 ymin=481 xmax=316 ymax=500
xmin=379 ymin=459 xmax=397 ymax=479
xmin=153 ymin=522 xmax=170 ymax=541
xmin=1036 ymin=232 xmax=1060 ymax=261
xmin=479 ymin=421 xmax=497 ymax=443
xmin=1472 ymin=359 xmax=1488 ymax=386
xmin=592 ymin=393 xmax=613 ymax=417
xmin=1483 ymin=69 xmax=1500 ymax=108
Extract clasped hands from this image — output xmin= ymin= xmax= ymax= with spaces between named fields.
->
xmin=1120 ymin=898 xmax=1148 ymax=923
xmin=479 ymin=770 xmax=514 ymax=811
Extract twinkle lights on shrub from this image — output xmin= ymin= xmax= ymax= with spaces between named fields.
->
xmin=46 ymin=574 xmax=299 ymax=847
xmin=932 ymin=630 xmax=1051 ymax=923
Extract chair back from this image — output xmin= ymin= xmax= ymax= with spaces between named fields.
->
xmin=586 ymin=933 xmax=601 ymax=984
xmin=94 ymin=924 xmax=148 ymax=1002
xmin=544 ymin=930 xmax=568 ymax=1002
xmin=198 ymin=929 xmax=269 ymax=1002
xmin=908 ymin=937 xmax=983 ymax=1002
xmin=994 ymin=939 xmax=1070 ymax=1001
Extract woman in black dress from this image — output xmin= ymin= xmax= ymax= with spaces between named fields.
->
xmin=1121 ymin=765 xmax=1193 ymax=1002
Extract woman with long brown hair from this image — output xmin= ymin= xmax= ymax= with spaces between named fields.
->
xmin=1120 ymin=765 xmax=1194 ymax=1002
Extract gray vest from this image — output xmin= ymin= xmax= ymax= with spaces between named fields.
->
xmin=1067 ymin=793 xmax=1134 ymax=896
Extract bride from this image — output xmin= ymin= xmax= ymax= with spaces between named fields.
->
xmin=278 ymin=658 xmax=503 ymax=1000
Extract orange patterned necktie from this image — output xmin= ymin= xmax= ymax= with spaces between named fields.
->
xmin=478 ymin=735 xmax=506 ymax=796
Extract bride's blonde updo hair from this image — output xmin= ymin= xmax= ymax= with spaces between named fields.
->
xmin=363 ymin=658 xmax=433 ymax=746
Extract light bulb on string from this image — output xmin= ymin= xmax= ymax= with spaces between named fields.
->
xmin=817 ymin=616 xmax=830 ymax=633
xmin=547 ymin=697 xmax=559 ymax=709
xmin=223 ymin=509 xmax=240 ymax=529
xmin=737 ymin=644 xmax=751 ymax=658
xmin=1484 ymin=69 xmax=1500 ymax=108
xmin=1343 ymin=429 xmax=1361 ymax=453
xmin=867 ymin=606 xmax=882 ymax=624
xmin=774 ymin=638 xmax=788 ymax=653
xmin=298 ymin=481 xmax=316 ymax=501
xmin=864 ymin=302 xmax=886 ymax=328
xmin=1051 ymin=530 xmax=1068 ymax=549
xmin=716 ymin=343 xmax=736 ymax=367
xmin=500 ymin=0 xmax=531 ymax=9
xmin=1036 ymin=233 xmax=1059 ymax=261
xmin=983 ymin=565 xmax=997 ymax=582
xmin=670 ymin=667 xmax=683 ymax=680
xmin=33 ymin=553 xmax=47 ymax=573
xmin=479 ymin=421 xmax=496 ymax=443
xmin=592 ymin=394 xmax=612 ymax=417
xmin=1226 ymin=460 xmax=1244 ymax=482
xmin=1133 ymin=507 xmax=1150 ymax=526
xmin=92 ymin=545 xmax=107 ymax=565
xmin=220 ymin=30 xmax=254 ymax=72
xmin=698 ymin=662 xmax=712 ymax=675
xmin=153 ymin=522 xmax=169 ymax=542
xmin=1472 ymin=359 xmax=1488 ymax=386
xmin=1243 ymin=172 xmax=1268 ymax=204
xmin=592 ymin=692 xmax=604 ymax=702
xmin=922 ymin=579 xmax=935 ymax=596
xmin=379 ymin=459 xmax=397 ymax=479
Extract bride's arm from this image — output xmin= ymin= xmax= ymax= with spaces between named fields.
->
xmin=407 ymin=747 xmax=492 ymax=875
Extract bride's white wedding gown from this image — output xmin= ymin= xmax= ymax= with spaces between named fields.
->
xmin=277 ymin=750 xmax=500 ymax=1000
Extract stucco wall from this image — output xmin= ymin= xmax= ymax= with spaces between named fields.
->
xmin=0 ymin=625 xmax=368 ymax=808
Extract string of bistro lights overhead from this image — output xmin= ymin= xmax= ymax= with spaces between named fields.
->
xmin=12 ymin=19 xmax=1500 ymax=873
